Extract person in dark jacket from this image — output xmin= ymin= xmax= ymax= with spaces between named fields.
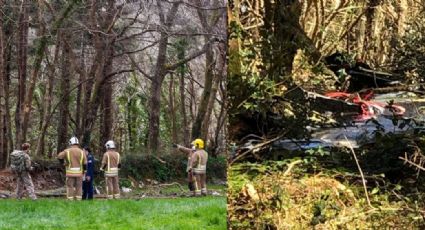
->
xmin=82 ymin=146 xmax=95 ymax=200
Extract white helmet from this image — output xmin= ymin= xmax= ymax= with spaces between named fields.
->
xmin=69 ymin=137 xmax=79 ymax=145
xmin=105 ymin=140 xmax=116 ymax=149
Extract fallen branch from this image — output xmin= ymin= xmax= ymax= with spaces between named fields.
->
xmin=230 ymin=133 xmax=286 ymax=165
xmin=283 ymin=160 xmax=303 ymax=176
xmin=128 ymin=176 xmax=140 ymax=188
xmin=153 ymin=182 xmax=185 ymax=192
xmin=153 ymin=156 xmax=167 ymax=164
xmin=344 ymin=135 xmax=375 ymax=209
xmin=399 ymin=153 xmax=425 ymax=171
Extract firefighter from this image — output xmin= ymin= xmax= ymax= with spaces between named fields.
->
xmin=175 ymin=139 xmax=208 ymax=196
xmin=174 ymin=143 xmax=196 ymax=195
xmin=101 ymin=140 xmax=121 ymax=199
xmin=190 ymin=139 xmax=208 ymax=196
xmin=57 ymin=137 xmax=87 ymax=200
xmin=82 ymin=146 xmax=95 ymax=200
xmin=12 ymin=143 xmax=37 ymax=200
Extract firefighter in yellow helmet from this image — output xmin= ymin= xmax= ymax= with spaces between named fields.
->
xmin=101 ymin=140 xmax=121 ymax=199
xmin=175 ymin=139 xmax=208 ymax=196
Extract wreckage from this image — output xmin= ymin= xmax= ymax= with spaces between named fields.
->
xmin=232 ymin=55 xmax=425 ymax=162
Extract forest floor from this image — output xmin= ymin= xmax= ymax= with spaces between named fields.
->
xmin=0 ymin=168 xmax=227 ymax=199
xmin=228 ymin=160 xmax=425 ymax=229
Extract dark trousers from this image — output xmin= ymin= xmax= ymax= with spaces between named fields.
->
xmin=82 ymin=180 xmax=94 ymax=200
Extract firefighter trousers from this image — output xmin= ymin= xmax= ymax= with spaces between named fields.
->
xmin=66 ymin=176 xmax=83 ymax=200
xmin=193 ymin=172 xmax=207 ymax=196
xmin=105 ymin=176 xmax=120 ymax=199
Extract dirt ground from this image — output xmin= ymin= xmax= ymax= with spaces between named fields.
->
xmin=0 ymin=168 xmax=64 ymax=191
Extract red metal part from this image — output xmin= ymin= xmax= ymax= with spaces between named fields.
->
xmin=325 ymin=90 xmax=405 ymax=120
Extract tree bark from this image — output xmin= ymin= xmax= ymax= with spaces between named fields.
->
xmin=168 ymin=74 xmax=178 ymax=145
xmin=147 ymin=1 xmax=180 ymax=154
xmin=22 ymin=0 xmax=79 ymax=148
xmin=0 ymin=0 xmax=6 ymax=168
xmin=35 ymin=31 xmax=60 ymax=156
xmin=15 ymin=0 xmax=29 ymax=147
xmin=179 ymin=62 xmax=189 ymax=146
xmin=363 ymin=0 xmax=380 ymax=57
xmin=191 ymin=42 xmax=213 ymax=141
xmin=191 ymin=0 xmax=220 ymax=142
xmin=75 ymin=39 xmax=85 ymax=139
xmin=81 ymin=0 xmax=118 ymax=147
xmin=57 ymin=35 xmax=71 ymax=152
xmin=213 ymin=80 xmax=227 ymax=157
xmin=4 ymin=17 xmax=13 ymax=156
xmin=100 ymin=44 xmax=114 ymax=151
xmin=201 ymin=43 xmax=226 ymax=150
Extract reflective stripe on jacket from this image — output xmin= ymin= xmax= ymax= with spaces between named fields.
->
xmin=66 ymin=150 xmax=84 ymax=176
xmin=103 ymin=151 xmax=120 ymax=177
xmin=192 ymin=150 xmax=208 ymax=174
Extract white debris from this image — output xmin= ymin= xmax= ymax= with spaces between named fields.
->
xmin=211 ymin=191 xmax=221 ymax=196
xmin=122 ymin=187 xmax=132 ymax=193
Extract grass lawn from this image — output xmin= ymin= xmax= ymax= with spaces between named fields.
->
xmin=0 ymin=197 xmax=226 ymax=230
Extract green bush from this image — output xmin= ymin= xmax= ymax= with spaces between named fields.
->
xmin=120 ymin=153 xmax=227 ymax=182
xmin=120 ymin=154 xmax=180 ymax=182
xmin=207 ymin=155 xmax=227 ymax=180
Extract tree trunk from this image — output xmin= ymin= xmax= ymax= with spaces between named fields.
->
xmin=75 ymin=40 xmax=85 ymax=139
xmin=0 ymin=0 xmax=6 ymax=168
xmin=35 ymin=32 xmax=60 ymax=156
xmin=147 ymin=1 xmax=180 ymax=154
xmin=179 ymin=64 xmax=189 ymax=146
xmin=213 ymin=80 xmax=227 ymax=157
xmin=191 ymin=42 xmax=213 ymax=141
xmin=363 ymin=0 xmax=380 ymax=57
xmin=201 ymin=43 xmax=226 ymax=148
xmin=22 ymin=0 xmax=79 ymax=147
xmin=168 ymin=74 xmax=178 ymax=145
xmin=82 ymin=0 xmax=117 ymax=147
xmin=191 ymin=0 xmax=216 ymax=142
xmin=100 ymin=44 xmax=114 ymax=151
xmin=4 ymin=20 xmax=13 ymax=156
xmin=15 ymin=0 xmax=29 ymax=147
xmin=148 ymin=72 xmax=164 ymax=154
xmin=57 ymin=37 xmax=71 ymax=152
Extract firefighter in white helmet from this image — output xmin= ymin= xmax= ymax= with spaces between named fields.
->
xmin=100 ymin=140 xmax=121 ymax=199
xmin=57 ymin=137 xmax=87 ymax=200
xmin=174 ymin=138 xmax=208 ymax=196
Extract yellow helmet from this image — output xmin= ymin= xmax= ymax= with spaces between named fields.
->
xmin=191 ymin=139 xmax=204 ymax=149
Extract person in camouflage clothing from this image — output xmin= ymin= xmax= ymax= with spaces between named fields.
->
xmin=13 ymin=143 xmax=37 ymax=200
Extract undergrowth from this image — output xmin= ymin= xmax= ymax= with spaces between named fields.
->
xmin=228 ymin=159 xmax=425 ymax=229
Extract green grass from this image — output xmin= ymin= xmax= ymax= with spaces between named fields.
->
xmin=0 ymin=197 xmax=226 ymax=230
xmin=137 ymin=184 xmax=226 ymax=196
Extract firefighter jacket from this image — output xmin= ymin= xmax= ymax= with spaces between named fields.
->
xmin=58 ymin=146 xmax=87 ymax=177
xmin=190 ymin=149 xmax=208 ymax=174
xmin=101 ymin=150 xmax=120 ymax=177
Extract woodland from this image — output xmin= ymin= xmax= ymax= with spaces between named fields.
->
xmin=228 ymin=0 xmax=425 ymax=228
xmin=0 ymin=0 xmax=227 ymax=171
